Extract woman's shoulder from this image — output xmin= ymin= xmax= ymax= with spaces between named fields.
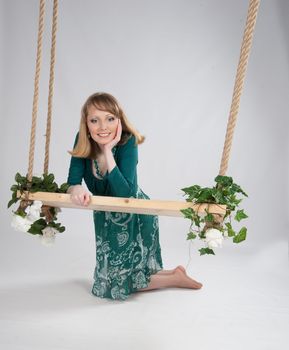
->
xmin=119 ymin=133 xmax=137 ymax=148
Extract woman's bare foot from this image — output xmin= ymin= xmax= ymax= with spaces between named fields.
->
xmin=174 ymin=268 xmax=203 ymax=289
xmin=138 ymin=267 xmax=202 ymax=292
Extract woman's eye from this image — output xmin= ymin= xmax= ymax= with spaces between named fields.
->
xmin=91 ymin=119 xmax=97 ymax=123
xmin=109 ymin=117 xmax=115 ymax=121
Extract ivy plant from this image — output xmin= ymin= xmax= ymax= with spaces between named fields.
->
xmin=180 ymin=175 xmax=248 ymax=256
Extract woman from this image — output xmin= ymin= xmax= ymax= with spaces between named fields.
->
xmin=67 ymin=92 xmax=202 ymax=300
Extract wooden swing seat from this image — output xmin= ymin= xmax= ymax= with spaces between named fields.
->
xmin=18 ymin=191 xmax=226 ymax=217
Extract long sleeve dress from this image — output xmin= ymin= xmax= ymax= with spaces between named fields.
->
xmin=67 ymin=132 xmax=163 ymax=300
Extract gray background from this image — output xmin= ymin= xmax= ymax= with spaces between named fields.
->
xmin=1 ymin=1 xmax=288 ymax=349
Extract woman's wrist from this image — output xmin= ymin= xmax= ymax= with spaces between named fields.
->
xmin=67 ymin=185 xmax=74 ymax=194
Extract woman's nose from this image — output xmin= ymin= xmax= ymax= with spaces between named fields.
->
xmin=98 ymin=121 xmax=108 ymax=130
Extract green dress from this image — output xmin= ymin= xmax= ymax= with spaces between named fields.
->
xmin=67 ymin=133 xmax=163 ymax=300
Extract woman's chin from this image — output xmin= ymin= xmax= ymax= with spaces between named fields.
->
xmin=94 ymin=137 xmax=112 ymax=146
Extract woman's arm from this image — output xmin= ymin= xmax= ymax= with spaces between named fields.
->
xmin=106 ymin=135 xmax=138 ymax=197
xmin=67 ymin=133 xmax=91 ymax=206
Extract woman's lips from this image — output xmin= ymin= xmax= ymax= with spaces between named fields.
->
xmin=97 ymin=133 xmax=110 ymax=137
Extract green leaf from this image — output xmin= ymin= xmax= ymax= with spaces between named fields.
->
xmin=15 ymin=172 xmax=22 ymax=183
xmin=231 ymin=183 xmax=248 ymax=197
xmin=225 ymin=222 xmax=235 ymax=237
xmin=198 ymin=231 xmax=206 ymax=239
xmin=211 ymin=189 xmax=225 ymax=203
xmin=187 ymin=232 xmax=197 ymax=240
xmin=7 ymin=197 xmax=19 ymax=208
xmin=181 ymin=185 xmax=201 ymax=197
xmin=195 ymin=188 xmax=214 ymax=202
xmin=199 ymin=247 xmax=215 ymax=256
xmin=28 ymin=219 xmax=47 ymax=234
xmin=233 ymin=227 xmax=247 ymax=243
xmin=58 ymin=226 xmax=65 ymax=233
xmin=59 ymin=183 xmax=70 ymax=193
xmin=234 ymin=209 xmax=248 ymax=222
xmin=32 ymin=176 xmax=42 ymax=184
xmin=214 ymin=175 xmax=233 ymax=187
xmin=43 ymin=173 xmax=55 ymax=185
xmin=204 ymin=211 xmax=214 ymax=222
xmin=10 ymin=184 xmax=19 ymax=192
xmin=180 ymin=208 xmax=194 ymax=220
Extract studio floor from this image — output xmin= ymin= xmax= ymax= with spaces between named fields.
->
xmin=0 ymin=239 xmax=288 ymax=350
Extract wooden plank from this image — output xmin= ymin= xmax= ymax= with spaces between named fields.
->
xmin=17 ymin=191 xmax=226 ymax=217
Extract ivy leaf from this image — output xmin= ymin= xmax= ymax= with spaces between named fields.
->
xmin=231 ymin=183 xmax=248 ymax=197
xmin=187 ymin=232 xmax=197 ymax=240
xmin=199 ymin=247 xmax=215 ymax=256
xmin=8 ymin=197 xmax=18 ymax=208
xmin=15 ymin=172 xmax=22 ymax=183
xmin=28 ymin=219 xmax=47 ymax=235
xmin=225 ymin=222 xmax=235 ymax=237
xmin=211 ymin=189 xmax=225 ymax=203
xmin=10 ymin=184 xmax=19 ymax=192
xmin=181 ymin=185 xmax=201 ymax=198
xmin=204 ymin=211 xmax=214 ymax=222
xmin=180 ymin=208 xmax=193 ymax=220
xmin=233 ymin=227 xmax=247 ymax=243
xmin=59 ymin=183 xmax=70 ymax=193
xmin=235 ymin=209 xmax=248 ymax=222
xmin=32 ymin=176 xmax=42 ymax=184
xmin=196 ymin=188 xmax=214 ymax=202
xmin=214 ymin=175 xmax=233 ymax=187
xmin=43 ymin=173 xmax=55 ymax=185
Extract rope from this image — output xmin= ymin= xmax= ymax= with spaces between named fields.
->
xmin=219 ymin=0 xmax=260 ymax=176
xmin=27 ymin=0 xmax=46 ymax=182
xmin=44 ymin=0 xmax=58 ymax=174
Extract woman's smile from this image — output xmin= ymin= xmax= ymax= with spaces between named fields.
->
xmin=86 ymin=105 xmax=118 ymax=144
xmin=97 ymin=133 xmax=111 ymax=137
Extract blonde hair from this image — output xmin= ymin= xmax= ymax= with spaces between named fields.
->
xmin=68 ymin=92 xmax=145 ymax=159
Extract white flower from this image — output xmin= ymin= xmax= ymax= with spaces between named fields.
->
xmin=205 ymin=228 xmax=224 ymax=249
xmin=40 ymin=226 xmax=57 ymax=246
xmin=25 ymin=201 xmax=43 ymax=222
xmin=11 ymin=214 xmax=32 ymax=233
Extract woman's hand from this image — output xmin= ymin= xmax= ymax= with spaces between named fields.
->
xmin=99 ymin=118 xmax=122 ymax=153
xmin=67 ymin=185 xmax=91 ymax=206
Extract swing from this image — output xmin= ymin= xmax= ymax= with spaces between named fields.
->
xmin=17 ymin=0 xmax=260 ymax=218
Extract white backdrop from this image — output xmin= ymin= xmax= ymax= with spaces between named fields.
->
xmin=0 ymin=1 xmax=288 ymax=349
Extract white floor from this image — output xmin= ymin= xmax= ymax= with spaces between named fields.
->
xmin=1 ymin=238 xmax=288 ymax=350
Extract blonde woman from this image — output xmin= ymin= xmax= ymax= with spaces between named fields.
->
xmin=67 ymin=92 xmax=202 ymax=300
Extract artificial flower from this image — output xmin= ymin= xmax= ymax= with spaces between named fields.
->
xmin=11 ymin=214 xmax=32 ymax=233
xmin=205 ymin=228 xmax=223 ymax=249
xmin=39 ymin=226 xmax=57 ymax=246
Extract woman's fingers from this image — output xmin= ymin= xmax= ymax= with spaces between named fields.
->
xmin=71 ymin=193 xmax=90 ymax=206
xmin=83 ymin=193 xmax=91 ymax=206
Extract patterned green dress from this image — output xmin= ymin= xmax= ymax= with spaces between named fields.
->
xmin=67 ymin=133 xmax=163 ymax=300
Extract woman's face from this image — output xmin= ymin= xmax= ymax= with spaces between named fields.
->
xmin=86 ymin=105 xmax=119 ymax=145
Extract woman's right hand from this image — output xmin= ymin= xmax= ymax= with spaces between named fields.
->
xmin=67 ymin=185 xmax=91 ymax=206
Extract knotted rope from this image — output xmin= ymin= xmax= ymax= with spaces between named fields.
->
xmin=27 ymin=0 xmax=45 ymax=182
xmin=219 ymin=0 xmax=260 ymax=176
xmin=27 ymin=0 xmax=58 ymax=181
xmin=44 ymin=0 xmax=58 ymax=174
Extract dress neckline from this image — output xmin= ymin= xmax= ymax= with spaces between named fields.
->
xmin=92 ymin=146 xmax=117 ymax=180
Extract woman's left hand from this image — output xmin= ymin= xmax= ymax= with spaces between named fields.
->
xmin=101 ymin=118 xmax=122 ymax=153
